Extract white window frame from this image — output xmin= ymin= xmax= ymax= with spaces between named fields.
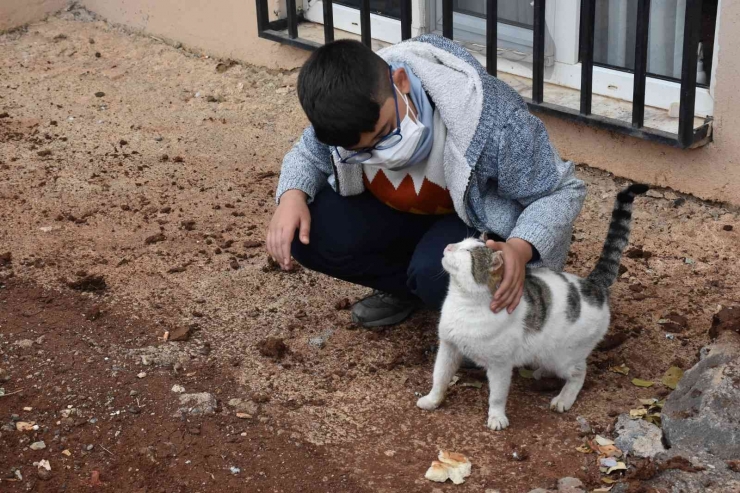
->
xmin=302 ymin=0 xmax=716 ymax=117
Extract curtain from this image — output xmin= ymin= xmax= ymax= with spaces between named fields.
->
xmin=594 ymin=0 xmax=688 ymax=80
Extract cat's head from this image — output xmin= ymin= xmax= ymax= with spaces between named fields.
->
xmin=442 ymin=235 xmax=504 ymax=294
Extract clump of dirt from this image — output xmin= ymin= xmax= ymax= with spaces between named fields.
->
xmin=257 ymin=337 xmax=288 ymax=360
xmin=709 ymin=305 xmax=740 ymax=338
xmin=0 ymin=251 xmax=11 ymax=267
xmin=67 ymin=274 xmax=107 ymax=292
xmin=144 ymin=233 xmax=166 ymax=245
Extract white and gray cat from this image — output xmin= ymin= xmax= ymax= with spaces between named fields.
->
xmin=417 ymin=184 xmax=648 ymax=430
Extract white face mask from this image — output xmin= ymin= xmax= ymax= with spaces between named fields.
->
xmin=337 ymin=86 xmax=426 ymax=170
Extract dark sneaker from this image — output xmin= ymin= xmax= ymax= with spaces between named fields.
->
xmin=351 ymin=291 xmax=420 ymax=328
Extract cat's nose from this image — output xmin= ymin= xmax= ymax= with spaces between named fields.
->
xmin=444 ymin=244 xmax=455 ymax=253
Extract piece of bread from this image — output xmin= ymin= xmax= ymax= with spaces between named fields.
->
xmin=438 ymin=450 xmax=472 ymax=479
xmin=424 ymin=461 xmax=450 ymax=483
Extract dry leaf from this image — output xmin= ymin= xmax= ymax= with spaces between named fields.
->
xmin=661 ymin=366 xmax=684 ymax=390
xmin=576 ymin=444 xmax=593 ymax=454
xmin=601 ymin=477 xmax=617 ymax=484
xmin=594 ymin=443 xmax=623 ymax=458
xmin=630 ymin=408 xmax=648 ymax=419
xmin=631 ymin=378 xmax=654 ymax=388
xmin=609 ymin=364 xmax=630 ymax=375
xmin=460 ymin=381 xmax=484 ymax=389
xmin=594 ymin=488 xmax=614 ymax=493
xmin=518 ymin=368 xmax=534 ymax=379
xmin=607 ymin=462 xmax=627 ymax=474
xmin=61 ymin=449 xmax=71 ymax=456
xmin=594 ymin=435 xmax=615 ymax=446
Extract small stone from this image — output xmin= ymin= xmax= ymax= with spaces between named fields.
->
xmin=230 ymin=466 xmax=241 ymax=475
xmin=0 ymin=368 xmax=9 ymax=382
xmin=154 ymin=136 xmax=164 ymax=142
xmin=37 ymin=468 xmax=52 ymax=481
xmin=94 ymin=92 xmax=105 ymax=98
xmin=576 ymin=416 xmax=591 ymax=434
xmin=30 ymin=441 xmax=47 ymax=450
xmin=614 ymin=414 xmax=666 ymax=458
xmin=227 ymin=398 xmax=259 ymax=416
xmin=646 ymin=189 xmax=664 ymax=199
xmin=129 ymin=390 xmax=139 ymax=397
xmin=175 ymin=393 xmax=217 ymax=416
xmin=673 ymin=197 xmax=686 ymax=207
xmin=308 ymin=329 xmax=334 ymax=349
xmin=14 ymin=339 xmax=34 ymax=349
xmin=171 ymin=384 xmax=185 ymax=393
xmin=558 ymin=477 xmax=583 ymax=491
xmin=85 ymin=444 xmax=94 ymax=451
xmin=145 ymin=233 xmax=166 ymax=245
xmin=723 ymin=224 xmax=733 ymax=232
xmin=137 ymin=372 xmax=147 ymax=379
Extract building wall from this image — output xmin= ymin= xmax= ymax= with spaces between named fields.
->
xmin=2 ymin=0 xmax=738 ymax=204
xmin=80 ymin=0 xmax=307 ymax=70
xmin=0 ymin=0 xmax=68 ymax=31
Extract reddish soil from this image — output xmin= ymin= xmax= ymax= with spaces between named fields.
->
xmin=1 ymin=10 xmax=739 ymax=493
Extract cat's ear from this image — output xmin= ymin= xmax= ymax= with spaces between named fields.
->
xmin=480 ymin=232 xmax=489 ymax=242
xmin=487 ymin=251 xmax=504 ymax=293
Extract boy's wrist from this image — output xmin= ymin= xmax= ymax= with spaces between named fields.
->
xmin=506 ymin=238 xmax=534 ymax=264
xmin=280 ymin=189 xmax=308 ymax=204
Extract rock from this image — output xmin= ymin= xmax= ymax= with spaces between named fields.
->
xmin=308 ymin=329 xmax=334 ymax=349
xmin=67 ymin=275 xmax=107 ymax=292
xmin=37 ymin=468 xmax=52 ymax=481
xmin=662 ymin=332 xmax=740 ymax=460
xmin=528 ymin=489 xmax=550 ymax=493
xmin=0 ymin=251 xmax=11 ymax=266
xmin=30 ymin=441 xmax=46 ymax=450
xmin=709 ymin=306 xmax=740 ymax=339
xmin=14 ymin=339 xmax=34 ymax=349
xmin=227 ymin=398 xmax=259 ymax=416
xmin=646 ymin=189 xmax=664 ymax=199
xmin=171 ymin=384 xmax=185 ymax=393
xmin=94 ymin=91 xmax=105 ymax=97
xmin=175 ymin=393 xmax=217 ymax=416
xmin=614 ymin=414 xmax=666 ymax=458
xmin=722 ymin=224 xmax=733 ymax=231
xmin=557 ymin=477 xmax=584 ymax=492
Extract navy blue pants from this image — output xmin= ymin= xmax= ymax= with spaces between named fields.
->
xmin=291 ymin=186 xmax=497 ymax=310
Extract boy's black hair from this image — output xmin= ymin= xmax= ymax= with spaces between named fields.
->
xmin=297 ymin=39 xmax=393 ymax=148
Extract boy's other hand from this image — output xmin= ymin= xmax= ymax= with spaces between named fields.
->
xmin=486 ymin=238 xmax=533 ymax=314
xmin=267 ymin=190 xmax=310 ymax=270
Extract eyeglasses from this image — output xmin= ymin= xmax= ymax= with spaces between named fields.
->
xmin=335 ymin=66 xmax=403 ymax=165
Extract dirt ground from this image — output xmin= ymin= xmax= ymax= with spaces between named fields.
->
xmin=1 ymin=11 xmax=739 ymax=493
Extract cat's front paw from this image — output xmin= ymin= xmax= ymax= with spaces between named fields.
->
xmin=549 ymin=394 xmax=575 ymax=413
xmin=416 ymin=394 xmax=441 ymax=411
xmin=486 ymin=413 xmax=509 ymax=431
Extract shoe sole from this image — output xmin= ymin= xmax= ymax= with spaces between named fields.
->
xmin=351 ymin=305 xmax=418 ymax=328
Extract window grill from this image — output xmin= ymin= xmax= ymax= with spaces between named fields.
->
xmin=255 ymin=0 xmax=713 ymax=148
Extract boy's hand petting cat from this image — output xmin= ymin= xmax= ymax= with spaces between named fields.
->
xmin=486 ymin=238 xmax=533 ymax=314
xmin=266 ymin=189 xmax=311 ymax=270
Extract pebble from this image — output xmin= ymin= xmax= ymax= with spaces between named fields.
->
xmin=137 ymin=372 xmax=147 ymax=379
xmin=0 ymin=367 xmax=9 ymax=382
xmin=14 ymin=339 xmax=34 ymax=349
xmin=576 ymin=416 xmax=591 ymax=434
xmin=171 ymin=384 xmax=185 ymax=393
xmin=230 ymin=466 xmax=241 ymax=475
xmin=308 ymin=329 xmax=335 ymax=349
xmin=30 ymin=441 xmax=46 ymax=450
xmin=37 ymin=468 xmax=52 ymax=481
xmin=85 ymin=444 xmax=94 ymax=451
xmin=154 ymin=136 xmax=163 ymax=142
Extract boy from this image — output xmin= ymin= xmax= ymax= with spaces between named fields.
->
xmin=267 ymin=35 xmax=586 ymax=328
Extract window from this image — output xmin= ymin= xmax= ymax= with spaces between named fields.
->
xmin=258 ymin=0 xmax=717 ymax=147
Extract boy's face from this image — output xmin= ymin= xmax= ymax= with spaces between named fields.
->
xmin=345 ymin=68 xmax=416 ymax=151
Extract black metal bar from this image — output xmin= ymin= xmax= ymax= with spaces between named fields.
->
xmin=360 ymin=0 xmax=371 ymax=47
xmin=286 ymin=0 xmax=299 ymax=39
xmin=527 ymin=100 xmax=712 ymax=148
xmin=323 ymin=0 xmax=335 ymax=43
xmin=259 ymin=29 xmax=323 ymax=50
xmin=632 ymin=0 xmax=650 ymax=128
xmin=486 ymin=0 xmax=497 ymax=75
xmin=442 ymin=0 xmax=453 ymax=39
xmin=400 ymin=0 xmax=412 ymax=40
xmin=532 ymin=0 xmax=546 ymax=103
xmin=255 ymin=0 xmax=270 ymax=34
xmin=579 ymin=0 xmax=595 ymax=115
xmin=678 ymin=0 xmax=702 ymax=147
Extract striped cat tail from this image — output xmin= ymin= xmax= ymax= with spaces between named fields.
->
xmin=586 ymin=184 xmax=649 ymax=289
